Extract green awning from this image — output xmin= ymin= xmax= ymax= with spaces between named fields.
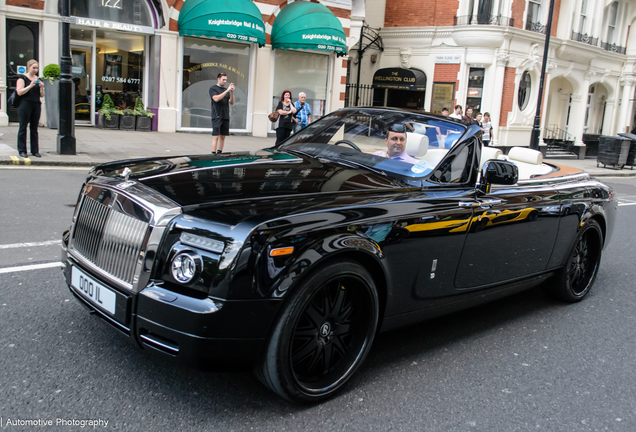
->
xmin=178 ymin=0 xmax=266 ymax=47
xmin=271 ymin=1 xmax=347 ymax=56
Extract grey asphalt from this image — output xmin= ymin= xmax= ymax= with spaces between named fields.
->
xmin=1 ymin=123 xmax=635 ymax=178
xmin=0 ymin=171 xmax=635 ymax=431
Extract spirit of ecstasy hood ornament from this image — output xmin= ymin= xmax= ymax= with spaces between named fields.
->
xmin=120 ymin=167 xmax=132 ymax=182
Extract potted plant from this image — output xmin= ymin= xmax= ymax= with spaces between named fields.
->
xmin=117 ymin=101 xmax=137 ymax=130
xmin=42 ymin=64 xmax=60 ymax=129
xmin=97 ymin=94 xmax=121 ymax=129
xmin=133 ymin=97 xmax=155 ymax=132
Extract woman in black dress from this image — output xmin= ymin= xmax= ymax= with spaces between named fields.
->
xmin=274 ymin=90 xmax=297 ymax=148
xmin=15 ymin=59 xmax=44 ymax=158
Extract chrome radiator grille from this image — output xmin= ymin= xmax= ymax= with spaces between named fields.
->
xmin=72 ymin=196 xmax=149 ymax=285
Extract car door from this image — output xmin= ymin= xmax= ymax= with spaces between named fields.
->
xmin=454 ymin=182 xmax=561 ymax=289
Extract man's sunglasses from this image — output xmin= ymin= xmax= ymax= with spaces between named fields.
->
xmin=387 ymin=124 xmax=407 ymax=134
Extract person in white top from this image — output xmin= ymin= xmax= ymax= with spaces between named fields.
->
xmin=449 ymin=105 xmax=463 ymax=120
xmin=482 ymin=112 xmax=494 ymax=146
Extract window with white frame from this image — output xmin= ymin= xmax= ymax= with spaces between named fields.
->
xmin=527 ymin=0 xmax=541 ymax=24
xmin=606 ymin=1 xmax=619 ymax=44
xmin=579 ymin=0 xmax=588 ymax=35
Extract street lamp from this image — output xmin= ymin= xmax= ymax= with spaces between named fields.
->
xmin=529 ymin=0 xmax=556 ymax=150
xmin=57 ymin=0 xmax=76 ymax=155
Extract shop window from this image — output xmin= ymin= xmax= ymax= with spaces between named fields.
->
xmin=96 ymin=30 xmax=145 ymax=110
xmin=181 ymin=37 xmax=251 ymax=130
xmin=518 ymin=71 xmax=532 ymax=111
xmin=272 ymin=50 xmax=330 ymax=124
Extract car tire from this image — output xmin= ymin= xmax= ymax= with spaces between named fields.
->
xmin=553 ymin=219 xmax=603 ymax=302
xmin=255 ymin=259 xmax=379 ymax=404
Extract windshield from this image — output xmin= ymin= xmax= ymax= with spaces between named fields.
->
xmin=281 ymin=108 xmax=468 ymax=181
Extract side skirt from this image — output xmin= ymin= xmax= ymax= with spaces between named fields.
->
xmin=380 ymin=271 xmax=556 ymax=332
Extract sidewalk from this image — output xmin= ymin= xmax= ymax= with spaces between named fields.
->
xmin=1 ymin=124 xmax=634 ymax=177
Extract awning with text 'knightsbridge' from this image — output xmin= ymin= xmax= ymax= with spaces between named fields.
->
xmin=271 ymin=1 xmax=347 ymax=56
xmin=178 ymin=0 xmax=266 ymax=47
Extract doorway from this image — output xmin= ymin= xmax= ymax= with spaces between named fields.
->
xmin=71 ymin=45 xmax=94 ymax=124
xmin=5 ymin=19 xmax=39 ymax=123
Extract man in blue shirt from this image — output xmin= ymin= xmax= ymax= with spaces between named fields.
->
xmin=293 ymin=92 xmax=312 ymax=133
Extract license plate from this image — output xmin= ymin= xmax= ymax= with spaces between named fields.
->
xmin=71 ymin=266 xmax=116 ymax=315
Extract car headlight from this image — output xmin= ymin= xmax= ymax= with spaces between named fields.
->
xmin=171 ymin=252 xmax=199 ymax=283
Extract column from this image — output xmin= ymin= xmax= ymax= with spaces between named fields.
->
xmin=617 ymin=76 xmax=636 ymax=133
xmin=490 ymin=53 xmax=508 ymax=146
xmin=0 ymin=16 xmax=7 ymax=126
xmin=601 ymin=98 xmax=615 ymax=135
xmin=566 ymin=94 xmax=585 ymax=145
xmin=251 ymin=47 xmax=272 ymax=137
xmin=156 ymin=30 xmax=179 ymax=133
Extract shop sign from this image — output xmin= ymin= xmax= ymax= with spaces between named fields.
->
xmin=372 ymin=68 xmax=426 ymax=91
xmin=435 ymin=55 xmax=461 ymax=64
xmin=69 ymin=16 xmax=155 ymax=34
xmin=185 ymin=62 xmax=246 ymax=80
xmin=467 ymin=88 xmax=482 ymax=97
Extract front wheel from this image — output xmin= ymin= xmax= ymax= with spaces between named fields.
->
xmin=256 ymin=260 xmax=379 ymax=403
xmin=553 ymin=220 xmax=603 ymax=302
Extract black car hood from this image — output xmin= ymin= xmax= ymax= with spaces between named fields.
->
xmin=92 ymin=149 xmax=411 ymax=208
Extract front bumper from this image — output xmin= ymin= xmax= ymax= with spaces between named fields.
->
xmin=62 ymin=246 xmax=282 ymax=371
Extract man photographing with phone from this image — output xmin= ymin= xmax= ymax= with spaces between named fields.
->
xmin=209 ymin=72 xmax=234 ymax=154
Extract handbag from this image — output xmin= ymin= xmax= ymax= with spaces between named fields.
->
xmin=8 ymin=90 xmax=21 ymax=108
xmin=268 ymin=111 xmax=279 ymax=123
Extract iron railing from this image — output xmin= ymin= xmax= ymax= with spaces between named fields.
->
xmin=454 ymin=15 xmax=514 ymax=26
xmin=600 ymin=41 xmax=626 ymax=54
xmin=345 ymin=83 xmax=374 ymax=107
xmin=571 ymin=31 xmax=598 ymax=47
xmin=525 ymin=20 xmax=546 ymax=34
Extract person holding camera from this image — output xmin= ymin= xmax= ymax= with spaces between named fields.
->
xmin=15 ymin=59 xmax=44 ymax=158
xmin=292 ymin=92 xmax=312 ymax=133
xmin=209 ymin=72 xmax=234 ymax=154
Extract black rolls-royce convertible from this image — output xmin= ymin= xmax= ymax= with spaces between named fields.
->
xmin=62 ymin=107 xmax=617 ymax=403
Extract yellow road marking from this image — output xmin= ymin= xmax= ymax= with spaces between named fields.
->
xmin=10 ymin=155 xmax=19 ymax=164
xmin=23 ymin=157 xmax=31 ymax=165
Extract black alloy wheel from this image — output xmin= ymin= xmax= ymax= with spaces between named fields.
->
xmin=256 ymin=260 xmax=379 ymax=403
xmin=554 ymin=219 xmax=603 ymax=302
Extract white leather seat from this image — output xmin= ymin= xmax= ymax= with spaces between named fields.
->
xmin=406 ymin=132 xmax=429 ymax=158
xmin=508 ymin=147 xmax=543 ymax=165
xmin=480 ymin=146 xmax=504 ymax=168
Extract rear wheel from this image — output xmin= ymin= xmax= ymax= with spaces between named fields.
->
xmin=256 ymin=260 xmax=379 ymax=403
xmin=553 ymin=220 xmax=603 ymax=302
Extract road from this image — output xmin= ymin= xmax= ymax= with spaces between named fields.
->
xmin=1 ymin=166 xmax=636 ymax=431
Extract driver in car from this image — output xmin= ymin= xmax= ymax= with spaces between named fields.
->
xmin=374 ymin=123 xmax=417 ymax=163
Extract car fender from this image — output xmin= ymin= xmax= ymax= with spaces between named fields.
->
xmin=259 ymin=233 xmax=387 ymax=300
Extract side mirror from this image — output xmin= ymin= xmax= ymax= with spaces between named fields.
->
xmin=478 ymin=160 xmax=518 ymax=193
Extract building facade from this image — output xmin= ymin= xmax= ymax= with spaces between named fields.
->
xmin=0 ymin=0 xmax=352 ymax=137
xmin=347 ymin=0 xmax=636 ymax=149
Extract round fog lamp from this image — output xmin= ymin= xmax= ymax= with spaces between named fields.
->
xmin=171 ymin=253 xmax=197 ymax=283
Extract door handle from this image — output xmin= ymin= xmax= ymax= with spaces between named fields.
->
xmin=459 ymin=199 xmax=502 ymax=208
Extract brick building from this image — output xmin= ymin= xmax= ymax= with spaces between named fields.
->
xmin=348 ymin=0 xmax=636 ymax=150
xmin=0 ymin=0 xmax=352 ymax=136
